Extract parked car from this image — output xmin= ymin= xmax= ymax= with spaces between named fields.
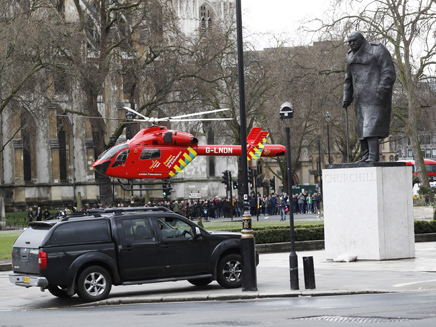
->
xmin=9 ymin=206 xmax=253 ymax=302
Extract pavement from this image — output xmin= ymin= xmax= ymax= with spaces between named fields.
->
xmin=2 ymin=241 xmax=436 ymax=308
xmin=100 ymin=241 xmax=436 ymax=305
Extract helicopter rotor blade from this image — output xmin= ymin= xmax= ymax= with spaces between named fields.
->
xmin=132 ymin=118 xmax=233 ymax=123
xmin=123 ymin=106 xmax=149 ymax=121
xmin=167 ymin=108 xmax=230 ymax=120
xmin=58 ymin=114 xmax=130 ymax=121
xmin=167 ymin=118 xmax=233 ymax=122
xmin=124 ymin=107 xmax=231 ymax=123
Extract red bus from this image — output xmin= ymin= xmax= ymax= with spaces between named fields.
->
xmin=402 ymin=159 xmax=436 ymax=182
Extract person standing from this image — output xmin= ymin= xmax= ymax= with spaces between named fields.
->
xmin=312 ymin=193 xmax=319 ymax=214
xmin=292 ymin=194 xmax=298 ymax=214
xmin=43 ymin=208 xmax=50 ymax=220
xmin=173 ymin=200 xmax=180 ymax=214
xmin=298 ymin=193 xmax=305 ymax=214
xmin=234 ymin=196 xmax=242 ymax=217
xmin=279 ymin=197 xmax=287 ymax=221
xmin=343 ymin=31 xmax=396 ymax=162
xmin=271 ymin=193 xmax=277 ymax=215
xmin=35 ymin=207 xmax=43 ymax=221
xmin=218 ymin=198 xmax=224 ymax=218
xmin=306 ymin=194 xmax=313 ymax=214
xmin=27 ymin=207 xmax=34 ymax=223
xmin=180 ymin=201 xmax=185 ymax=217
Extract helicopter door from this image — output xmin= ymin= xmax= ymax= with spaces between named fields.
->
xmin=138 ymin=148 xmax=162 ymax=176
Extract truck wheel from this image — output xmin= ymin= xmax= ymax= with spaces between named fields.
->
xmin=47 ymin=285 xmax=72 ymax=298
xmin=187 ymin=277 xmax=213 ymax=286
xmin=216 ymin=254 xmax=242 ymax=288
xmin=76 ymin=265 xmax=112 ymax=302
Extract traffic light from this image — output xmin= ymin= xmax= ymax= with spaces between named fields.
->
xmin=248 ymin=168 xmax=253 ymax=184
xmin=269 ymin=178 xmax=275 ymax=191
xmin=222 ymin=170 xmax=229 ymax=188
xmin=163 ymin=182 xmax=172 ymax=198
xmin=233 ymin=181 xmax=238 ymax=189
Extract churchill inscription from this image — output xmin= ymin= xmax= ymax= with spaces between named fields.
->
xmin=324 ymin=171 xmax=376 ymax=183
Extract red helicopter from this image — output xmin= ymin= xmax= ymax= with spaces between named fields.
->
xmin=92 ymin=108 xmax=286 ymax=180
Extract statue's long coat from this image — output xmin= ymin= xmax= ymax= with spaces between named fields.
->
xmin=343 ymin=40 xmax=396 ymax=140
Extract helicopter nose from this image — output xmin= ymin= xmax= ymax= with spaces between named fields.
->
xmin=94 ymin=161 xmax=111 ymax=175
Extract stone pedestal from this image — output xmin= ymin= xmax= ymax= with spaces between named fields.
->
xmin=323 ymin=162 xmax=414 ymax=261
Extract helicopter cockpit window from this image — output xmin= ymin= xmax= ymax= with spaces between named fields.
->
xmin=98 ymin=143 xmax=129 ymax=161
xmin=140 ymin=149 xmax=161 ymax=160
xmin=112 ymin=149 xmax=130 ymax=168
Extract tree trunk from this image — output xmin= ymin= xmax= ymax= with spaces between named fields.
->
xmin=406 ymin=82 xmax=429 ymax=190
xmin=86 ymin=91 xmax=113 ymax=206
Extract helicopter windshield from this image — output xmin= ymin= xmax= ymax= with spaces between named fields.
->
xmin=98 ymin=143 xmax=129 ymax=161
xmin=112 ymin=149 xmax=130 ymax=168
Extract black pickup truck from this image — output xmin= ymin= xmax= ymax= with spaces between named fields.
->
xmin=9 ymin=207 xmax=250 ymax=302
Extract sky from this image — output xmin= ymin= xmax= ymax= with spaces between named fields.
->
xmin=241 ymin=0 xmax=332 ymax=49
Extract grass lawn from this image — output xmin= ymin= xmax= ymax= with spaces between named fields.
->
xmin=0 ymin=231 xmax=22 ymax=260
xmin=201 ymin=219 xmax=323 ymax=231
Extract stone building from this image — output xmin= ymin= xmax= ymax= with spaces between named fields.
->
xmin=0 ymin=1 xmax=241 ymax=211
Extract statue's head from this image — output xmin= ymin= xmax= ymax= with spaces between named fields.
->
xmin=347 ymin=31 xmax=365 ymax=53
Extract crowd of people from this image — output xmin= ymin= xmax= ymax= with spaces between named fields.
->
xmin=249 ymin=191 xmax=323 ymax=221
xmin=27 ymin=191 xmax=322 ymax=223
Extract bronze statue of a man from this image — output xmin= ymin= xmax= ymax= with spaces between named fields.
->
xmin=343 ymin=31 xmax=396 ymax=162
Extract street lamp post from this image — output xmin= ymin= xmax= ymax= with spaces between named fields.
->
xmin=280 ymin=102 xmax=299 ymax=290
xmin=126 ymin=111 xmax=134 ymax=140
xmin=236 ymin=0 xmax=257 ymax=292
xmin=317 ymin=135 xmax=322 ymax=188
xmin=325 ymin=112 xmax=331 ymax=165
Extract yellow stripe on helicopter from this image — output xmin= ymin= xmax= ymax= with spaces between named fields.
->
xmin=169 ymin=147 xmax=197 ymax=177
xmin=247 ymin=134 xmax=269 ymax=161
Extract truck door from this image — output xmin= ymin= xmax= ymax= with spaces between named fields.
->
xmin=156 ymin=216 xmax=208 ymax=277
xmin=117 ymin=217 xmax=161 ymax=281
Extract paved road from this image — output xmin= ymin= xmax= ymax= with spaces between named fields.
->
xmin=2 ymin=292 xmax=436 ymax=326
xmin=2 ymin=242 xmax=436 ymax=311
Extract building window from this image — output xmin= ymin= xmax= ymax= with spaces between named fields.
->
xmin=200 ymin=4 xmax=213 ymax=29
xmin=426 ymin=149 xmax=431 ymax=158
xmin=54 ymin=70 xmax=69 ymax=94
xmin=407 ymin=149 xmax=413 ymax=157
xmin=58 ymin=127 xmax=67 ymax=181
xmin=57 ymin=117 xmax=72 ymax=182
xmin=21 ymin=114 xmax=32 ymax=181
xmin=420 ymin=134 xmax=431 ymax=145
xmin=432 ymin=149 xmax=436 ymax=158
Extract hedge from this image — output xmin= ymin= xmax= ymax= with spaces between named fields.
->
xmin=223 ymin=220 xmax=436 ymax=245
xmin=222 ymin=224 xmax=324 ymax=244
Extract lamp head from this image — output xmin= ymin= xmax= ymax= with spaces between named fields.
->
xmin=280 ymin=102 xmax=294 ymax=120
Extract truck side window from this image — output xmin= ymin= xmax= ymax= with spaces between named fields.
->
xmin=158 ymin=217 xmax=193 ymax=240
xmin=51 ymin=220 xmax=110 ymax=244
xmin=122 ymin=218 xmax=155 ymax=243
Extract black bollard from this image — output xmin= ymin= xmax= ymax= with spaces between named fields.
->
xmin=303 ymin=256 xmax=316 ymax=289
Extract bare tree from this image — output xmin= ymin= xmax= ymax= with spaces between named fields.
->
xmin=0 ymin=0 xmax=52 ymax=147
xmin=40 ymin=0 xmax=188 ymax=205
xmin=255 ymin=40 xmax=356 ymax=192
